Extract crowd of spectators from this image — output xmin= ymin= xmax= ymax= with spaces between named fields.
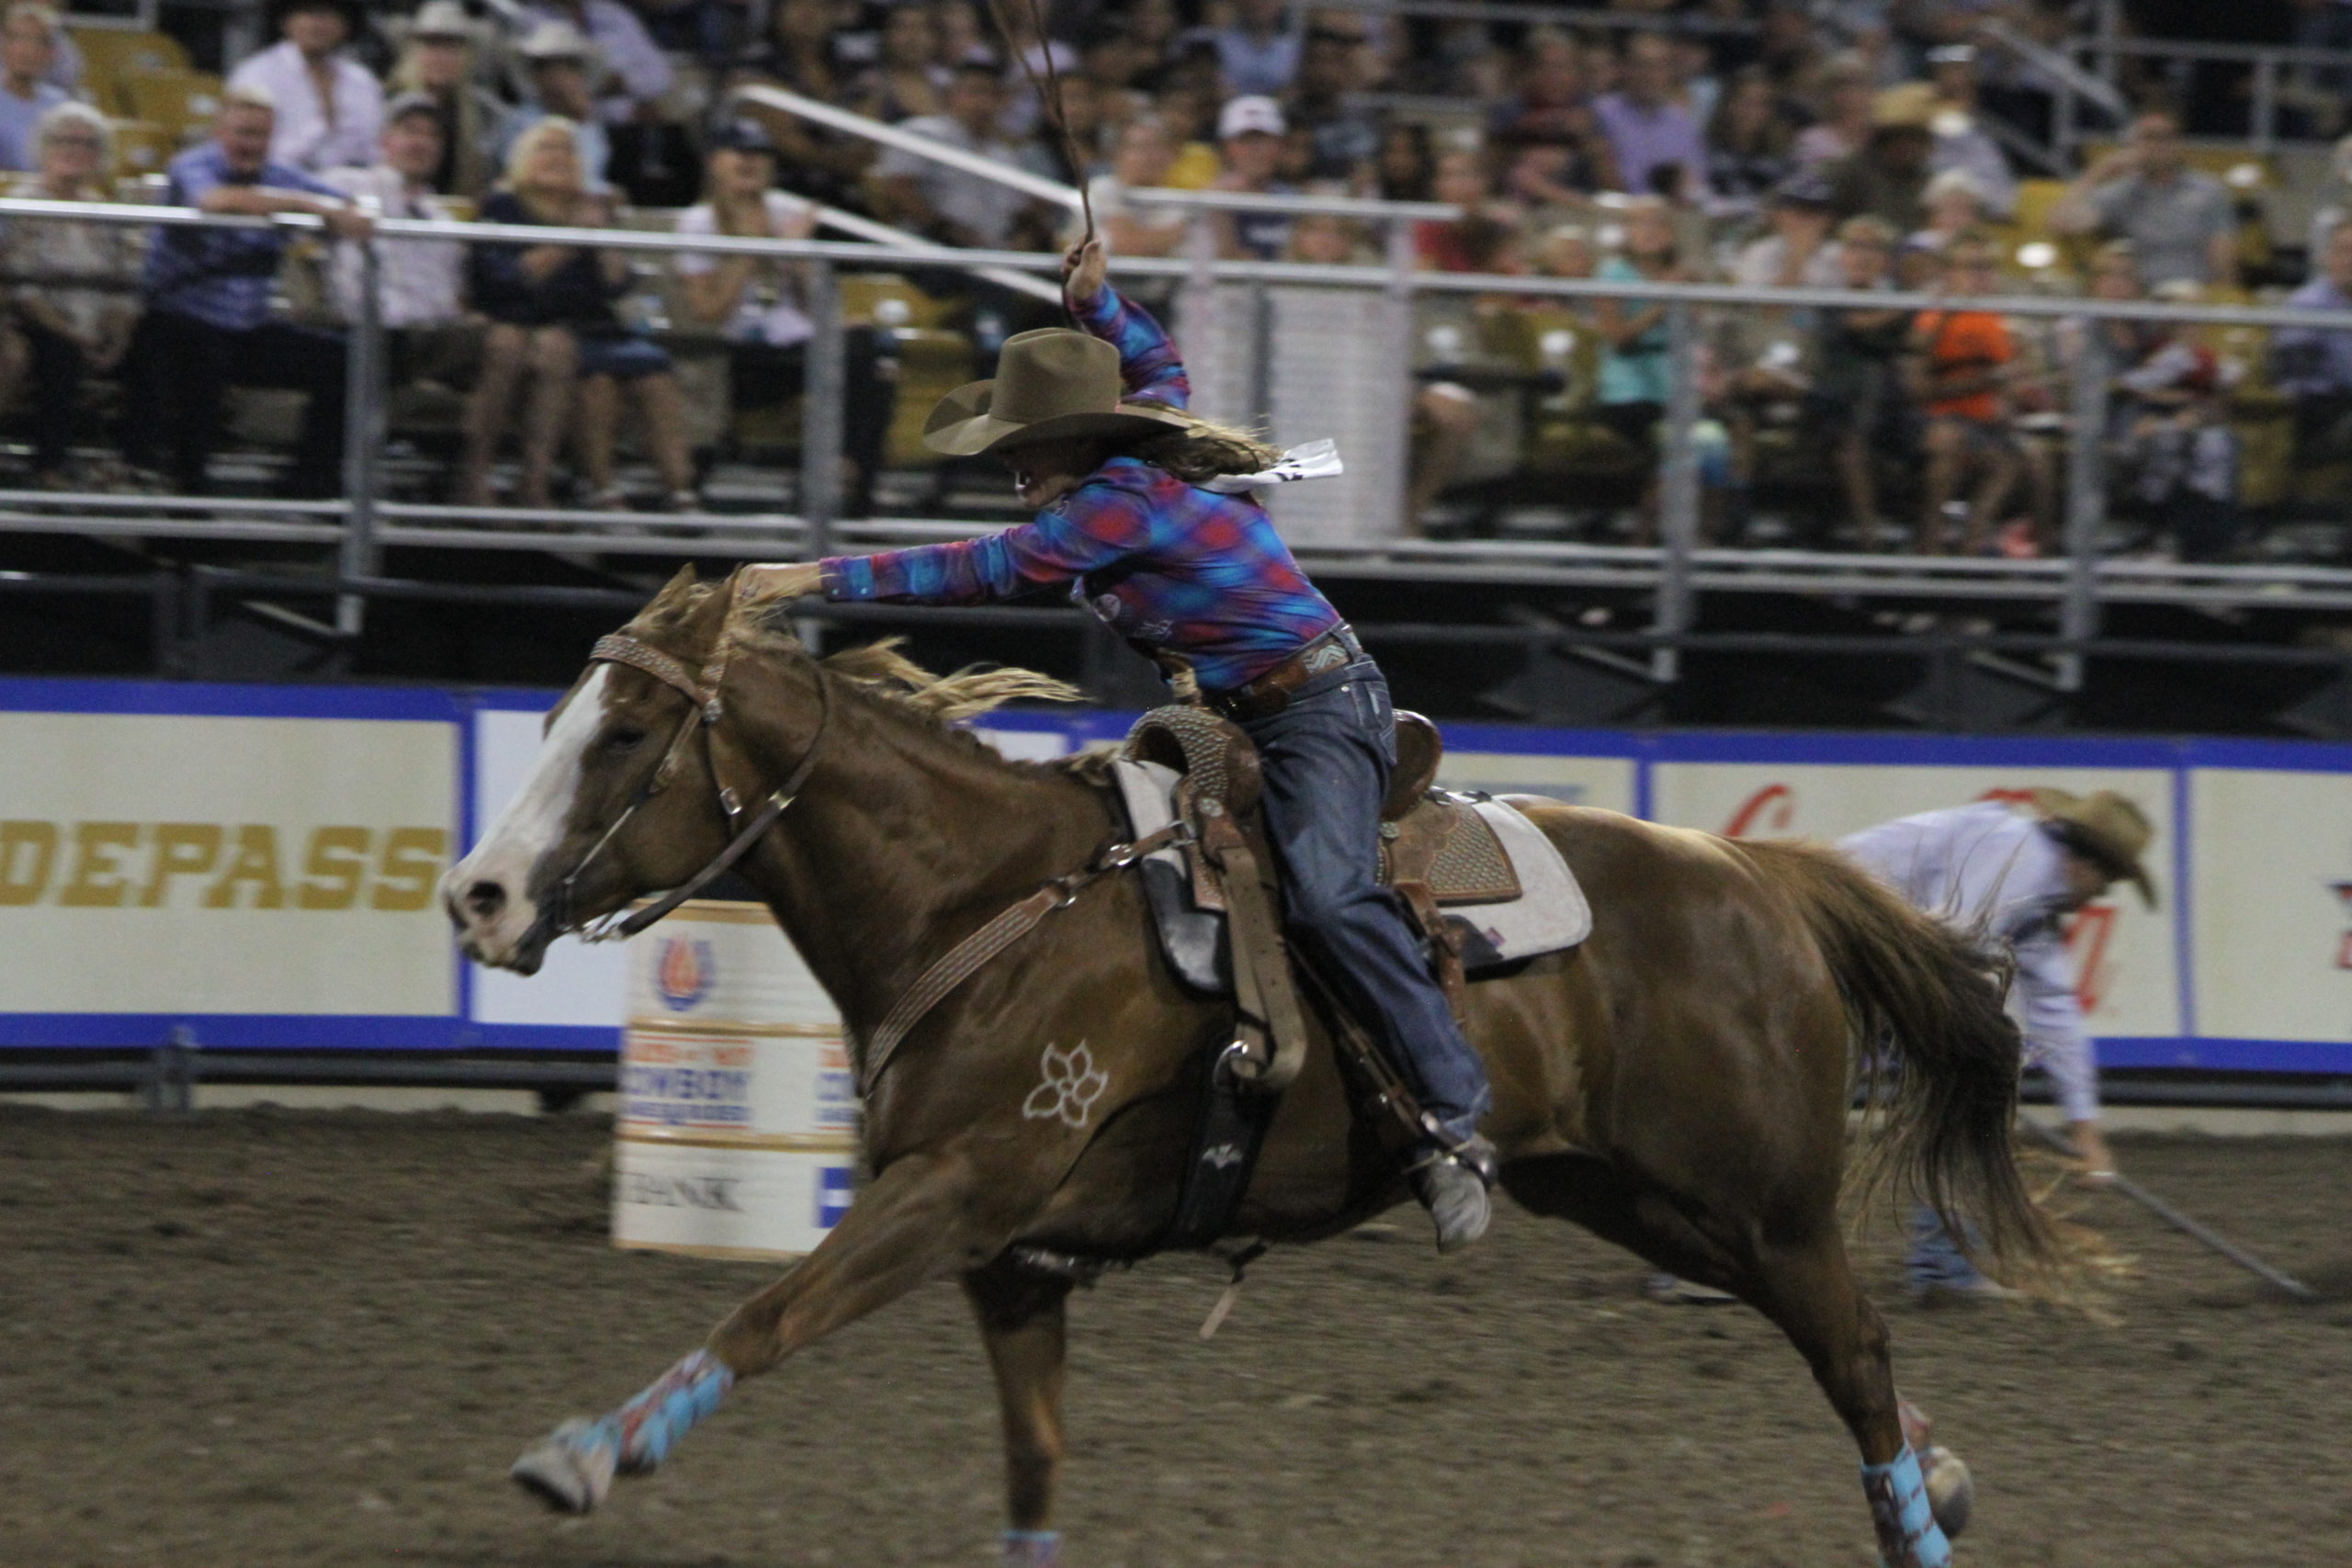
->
xmin=0 ymin=0 xmax=2343 ymax=557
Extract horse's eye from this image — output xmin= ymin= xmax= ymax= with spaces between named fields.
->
xmin=605 ymin=727 xmax=650 ymax=751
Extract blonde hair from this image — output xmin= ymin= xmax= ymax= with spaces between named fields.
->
xmin=503 ymin=115 xmax=580 ymax=191
xmin=34 ymin=98 xmax=109 ymax=162
xmin=1121 ymin=404 xmax=1284 ymax=483
xmin=3 ymin=2 xmax=58 ymax=41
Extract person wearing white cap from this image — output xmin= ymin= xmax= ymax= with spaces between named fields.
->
xmin=389 ymin=0 xmax=506 ymax=197
xmin=226 ymin=0 xmax=385 ymax=174
xmin=1210 ymin=94 xmax=1295 ymax=259
xmin=1923 ymin=43 xmax=2017 ymax=220
xmin=495 ymin=21 xmax=612 ymax=189
xmin=519 ymin=0 xmax=673 ymax=124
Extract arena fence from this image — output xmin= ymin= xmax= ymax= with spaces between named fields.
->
xmin=4 ymin=672 xmax=2350 ymax=1100
xmin=6 ymin=194 xmax=2352 ymax=693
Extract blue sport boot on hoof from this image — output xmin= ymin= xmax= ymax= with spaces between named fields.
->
xmin=1863 ymin=1445 xmax=1954 ymax=1568
xmin=511 ymin=1416 xmax=620 ymax=1514
xmin=1003 ymin=1529 xmax=1062 ymax=1565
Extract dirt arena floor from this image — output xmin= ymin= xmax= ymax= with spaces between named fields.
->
xmin=2 ymin=1109 xmax=2346 ymax=1568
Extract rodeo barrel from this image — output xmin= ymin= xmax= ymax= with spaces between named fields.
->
xmin=613 ymin=900 xmax=860 ymax=1259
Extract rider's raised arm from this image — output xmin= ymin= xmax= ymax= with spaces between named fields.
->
xmin=1073 ymin=284 xmax=1190 ymax=409
xmin=820 ymin=486 xmax=1152 ymax=606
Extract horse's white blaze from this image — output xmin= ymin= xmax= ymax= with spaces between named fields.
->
xmin=441 ymin=665 xmax=612 ymax=964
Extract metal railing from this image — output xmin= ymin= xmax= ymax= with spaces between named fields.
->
xmin=5 ymin=192 xmax=2352 ymax=690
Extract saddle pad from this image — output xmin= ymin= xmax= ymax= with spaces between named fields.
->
xmin=1111 ymin=761 xmax=1592 ymax=996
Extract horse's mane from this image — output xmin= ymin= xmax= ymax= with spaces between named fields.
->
xmin=628 ymin=570 xmax=1113 ymax=781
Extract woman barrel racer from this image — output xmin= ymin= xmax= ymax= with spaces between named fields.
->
xmin=744 ymin=240 xmax=1497 ymax=1249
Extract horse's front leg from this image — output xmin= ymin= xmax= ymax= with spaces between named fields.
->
xmin=965 ymin=1254 xmax=1075 ymax=1567
xmin=512 ymin=1145 xmax=1005 ymax=1513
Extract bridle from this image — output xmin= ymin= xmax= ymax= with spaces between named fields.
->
xmin=543 ymin=628 xmax=830 ymax=944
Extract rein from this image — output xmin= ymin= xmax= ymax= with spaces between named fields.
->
xmin=548 ymin=631 xmax=831 ymax=945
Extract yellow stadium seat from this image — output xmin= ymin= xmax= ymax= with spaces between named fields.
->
xmin=68 ymin=27 xmax=189 ymax=118
xmin=2011 ymin=178 xmax=2072 ymax=240
xmin=107 ymin=118 xmax=174 ymax=180
xmin=120 ymin=70 xmax=223 ymax=146
xmin=840 ymin=272 xmax=953 ymax=330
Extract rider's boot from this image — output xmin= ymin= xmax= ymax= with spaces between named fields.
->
xmin=1407 ymin=1134 xmax=1498 ymax=1253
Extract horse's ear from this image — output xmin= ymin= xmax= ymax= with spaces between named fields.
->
xmin=647 ymin=564 xmax=701 ymax=612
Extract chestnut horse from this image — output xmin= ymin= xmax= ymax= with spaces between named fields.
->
xmin=445 ymin=570 xmax=2049 ymax=1567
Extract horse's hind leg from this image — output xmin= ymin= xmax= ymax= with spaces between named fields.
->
xmin=965 ymin=1256 xmax=1074 ymax=1567
xmin=512 ymin=1145 xmax=1003 ymax=1513
xmin=1747 ymin=1229 xmax=1953 ymax=1568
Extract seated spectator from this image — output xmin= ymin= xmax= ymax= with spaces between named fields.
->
xmin=857 ymin=3 xmax=947 ymax=124
xmin=1286 ymin=25 xmax=1378 ymax=185
xmin=1594 ymin=32 xmax=1706 ymax=201
xmin=521 ymin=0 xmax=674 ymax=125
xmin=0 ymin=3 xmax=67 ymax=173
xmin=1908 ymin=231 xmax=2021 ymax=555
xmin=1414 ymin=149 xmax=1522 ymax=275
xmin=321 ymin=94 xmax=470 ymax=381
xmin=1668 ymin=28 xmax=1723 ymax=129
xmin=123 ymin=87 xmax=370 ymax=498
xmin=674 ymin=121 xmax=895 ymax=517
xmin=1595 ymin=195 xmax=1690 ymax=539
xmin=1792 ymin=52 xmax=1874 ymax=169
xmin=388 ymin=0 xmax=504 ymax=199
xmin=2052 ymin=109 xmax=2235 ymax=290
xmin=1090 ymin=117 xmax=1188 ymax=261
xmin=1924 ymin=43 xmax=2018 ymax=220
xmin=1210 ymin=95 xmax=1297 ymax=260
xmin=1706 ymin=65 xmax=1797 ymax=215
xmin=227 ymin=0 xmax=384 ymax=175
xmin=1805 ymin=214 xmax=1914 ymax=548
xmin=731 ymin=0 xmax=875 ymax=209
xmin=1826 ymin=84 xmax=1938 ymax=235
xmin=498 ymin=23 xmax=613 ymax=191
xmin=1150 ymin=80 xmax=1224 ymax=188
xmin=1502 ymin=136 xmax=1611 ymax=218
xmin=2086 ymin=244 xmax=2239 ymax=560
xmin=1488 ymin=28 xmax=1596 ymax=151
xmin=874 ymin=63 xmax=1057 ymax=250
xmin=2269 ymin=222 xmax=2352 ymax=466
xmin=1532 ymin=220 xmax=1597 ymax=286
xmin=464 ymin=118 xmax=696 ymax=512
xmin=931 ymin=0 xmax=997 ymax=73
xmin=1733 ymin=170 xmax=1845 ymax=289
xmin=990 ymin=4 xmax=1081 ymax=144
xmin=1374 ymin=121 xmax=1434 ymax=202
xmin=1208 ymin=0 xmax=1301 ymax=98
xmin=0 ymin=103 xmax=140 ymax=486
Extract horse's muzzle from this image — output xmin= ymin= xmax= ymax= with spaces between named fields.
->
xmin=441 ymin=864 xmax=555 ymax=975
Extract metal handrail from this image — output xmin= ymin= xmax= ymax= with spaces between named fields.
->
xmin=8 ymin=195 xmax=2352 ymax=673
xmin=731 ymin=85 xmax=1085 ymax=211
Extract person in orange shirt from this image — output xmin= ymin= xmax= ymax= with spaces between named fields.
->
xmin=1909 ymin=231 xmax=2022 ymax=555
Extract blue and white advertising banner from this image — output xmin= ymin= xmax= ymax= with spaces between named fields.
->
xmin=2 ymin=678 xmax=2346 ymax=1074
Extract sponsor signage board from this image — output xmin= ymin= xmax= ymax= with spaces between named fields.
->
xmin=3 ymin=680 xmax=2347 ymax=1075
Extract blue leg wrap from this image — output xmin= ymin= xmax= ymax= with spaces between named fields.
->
xmin=1863 ymin=1445 xmax=1953 ymax=1568
xmin=606 ymin=1348 xmax=736 ymax=1473
xmin=1003 ymin=1528 xmax=1063 ymax=1566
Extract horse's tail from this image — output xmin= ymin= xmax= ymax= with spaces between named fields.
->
xmin=1736 ymin=837 xmax=2059 ymax=1281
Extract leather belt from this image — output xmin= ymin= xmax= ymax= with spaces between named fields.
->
xmin=1204 ymin=624 xmax=1362 ymax=724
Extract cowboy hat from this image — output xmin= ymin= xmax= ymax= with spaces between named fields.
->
xmin=1871 ymin=83 xmax=1940 ymax=135
xmin=922 ymin=328 xmax=1193 ymax=457
xmin=2029 ymin=788 xmax=2157 ymax=908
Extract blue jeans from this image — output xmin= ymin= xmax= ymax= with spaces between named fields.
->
xmin=1240 ymin=653 xmax=1494 ymax=1145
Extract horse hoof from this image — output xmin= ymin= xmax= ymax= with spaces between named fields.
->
xmin=511 ymin=1418 xmax=618 ymax=1514
xmin=1922 ymin=1445 xmax=1974 ymax=1539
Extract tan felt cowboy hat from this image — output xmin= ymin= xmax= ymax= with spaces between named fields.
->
xmin=922 ymin=328 xmax=1193 ymax=457
xmin=2029 ymin=787 xmax=2157 ymax=907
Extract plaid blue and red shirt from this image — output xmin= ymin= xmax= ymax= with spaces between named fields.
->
xmin=820 ymin=286 xmax=1340 ymax=692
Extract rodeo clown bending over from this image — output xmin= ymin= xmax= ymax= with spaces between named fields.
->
xmin=742 ymin=239 xmax=1498 ymax=1250
xmin=1841 ymin=788 xmax=2152 ymax=1299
